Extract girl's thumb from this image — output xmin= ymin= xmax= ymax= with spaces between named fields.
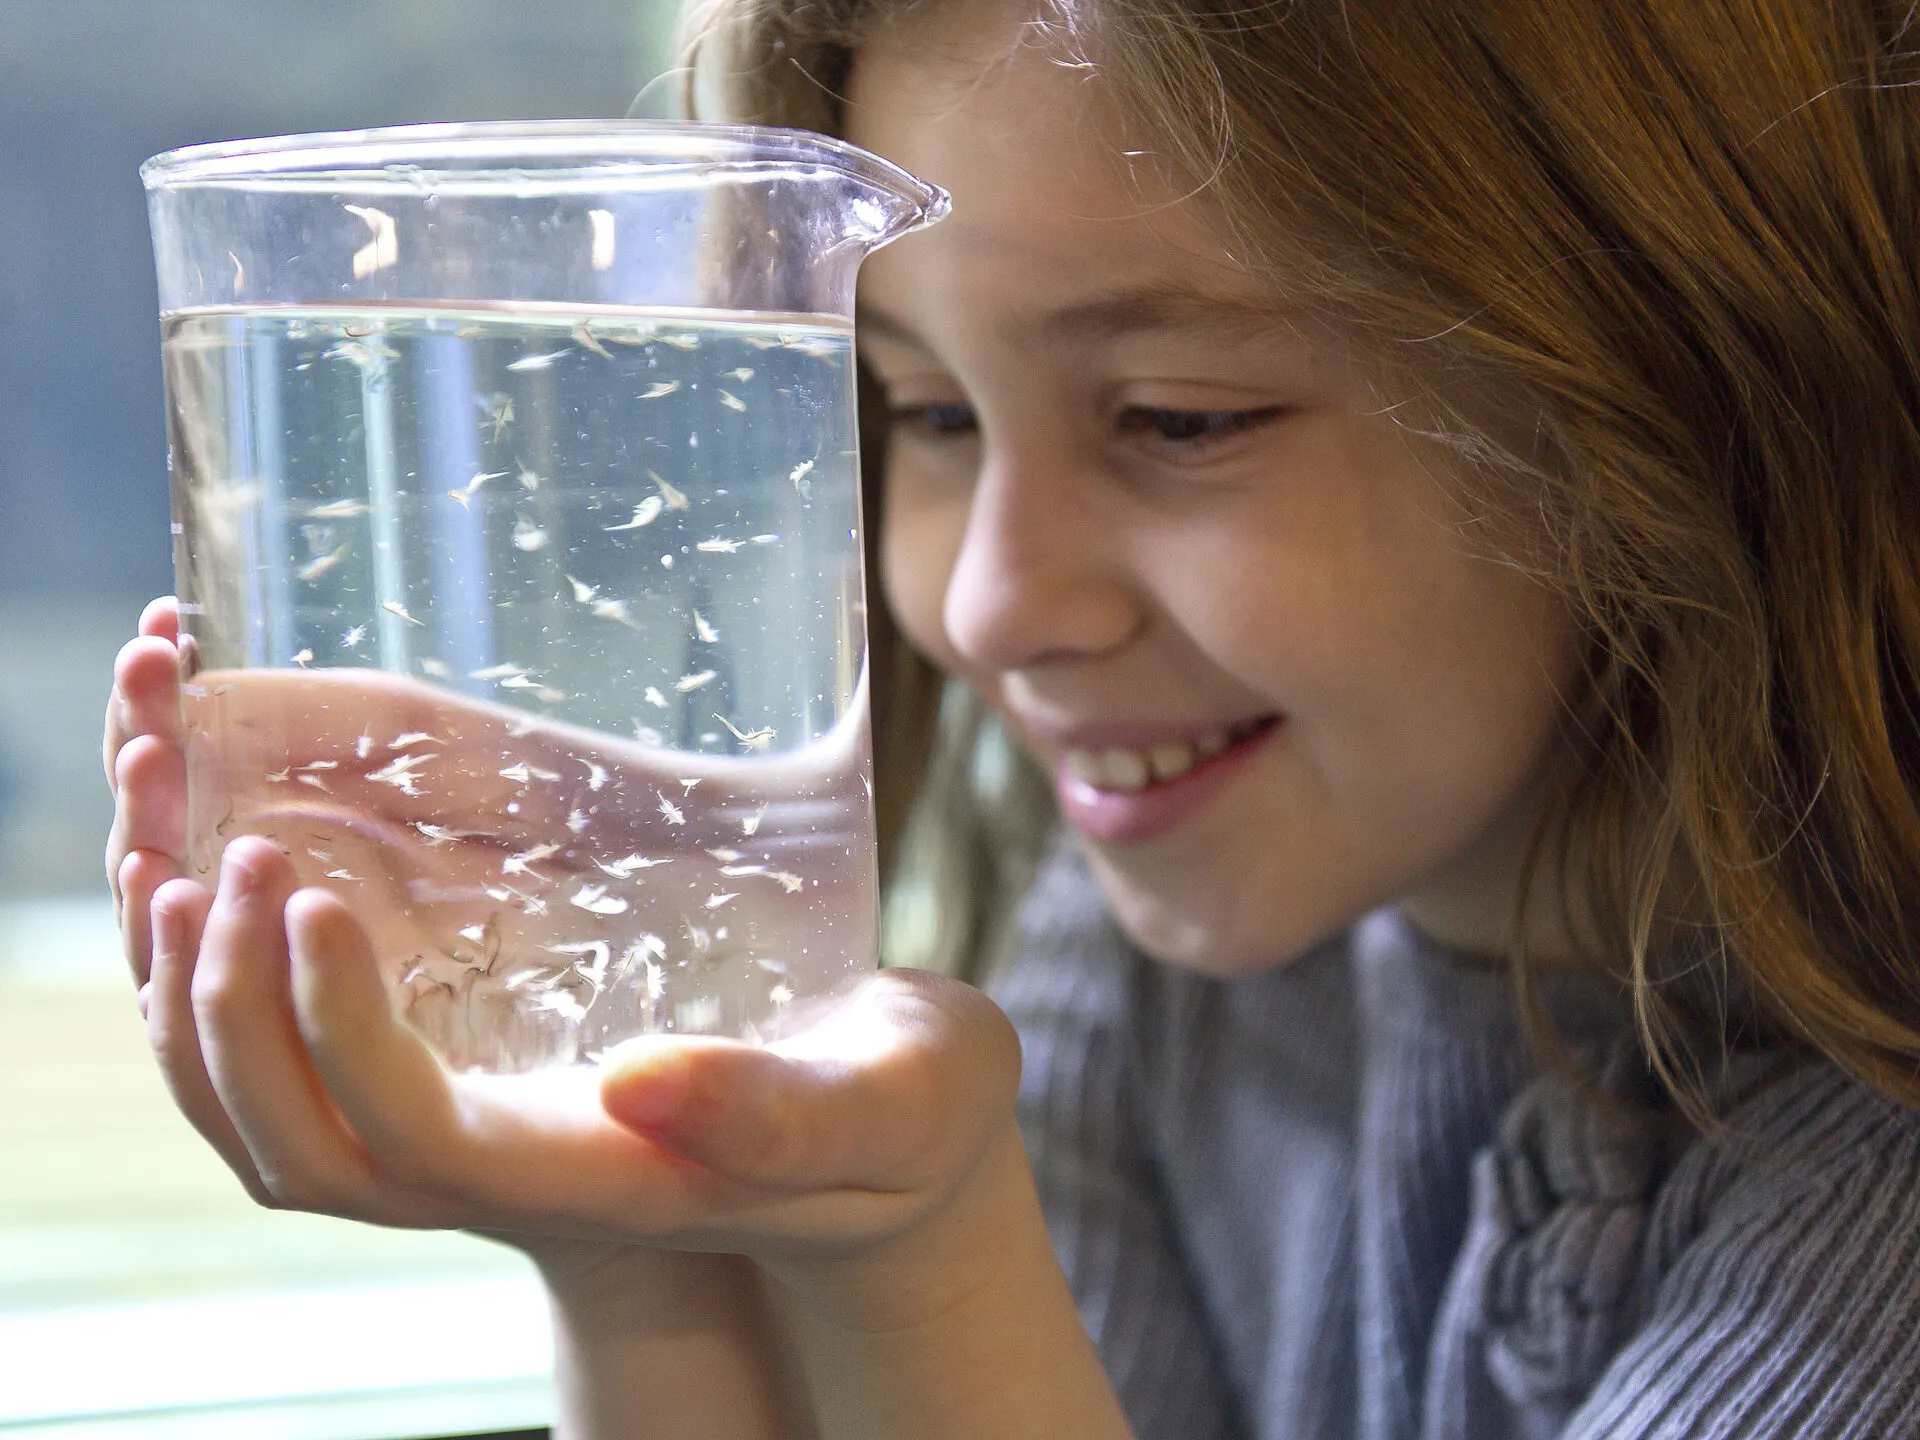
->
xmin=598 ymin=969 xmax=1021 ymax=1194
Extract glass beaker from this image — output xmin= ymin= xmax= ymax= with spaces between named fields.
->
xmin=143 ymin=121 xmax=947 ymax=1073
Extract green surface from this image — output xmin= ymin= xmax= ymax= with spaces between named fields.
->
xmin=0 ymin=901 xmax=529 ymax=1305
xmin=0 ymin=900 xmax=553 ymax=1436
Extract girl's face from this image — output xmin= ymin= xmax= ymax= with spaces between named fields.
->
xmin=847 ymin=12 xmax=1583 ymax=974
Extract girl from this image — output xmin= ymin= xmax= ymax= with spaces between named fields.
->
xmin=105 ymin=0 xmax=1920 ymax=1435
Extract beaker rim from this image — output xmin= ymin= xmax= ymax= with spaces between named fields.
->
xmin=140 ymin=119 xmax=945 ymax=215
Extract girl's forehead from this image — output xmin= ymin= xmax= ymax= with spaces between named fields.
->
xmin=845 ymin=3 xmax=1144 ymax=178
xmin=846 ymin=25 xmax=1333 ymax=357
xmin=847 ymin=25 xmax=1231 ymax=261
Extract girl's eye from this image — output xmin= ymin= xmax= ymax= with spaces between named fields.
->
xmin=1118 ymin=405 xmax=1288 ymax=446
xmin=889 ymin=402 xmax=978 ymax=437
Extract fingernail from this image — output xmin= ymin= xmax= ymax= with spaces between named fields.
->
xmin=151 ymin=901 xmax=178 ymax=953
xmin=220 ymin=845 xmax=257 ymax=894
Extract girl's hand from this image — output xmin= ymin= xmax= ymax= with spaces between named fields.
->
xmin=104 ymin=599 xmax=1034 ymax=1373
xmin=123 ymin=833 xmax=1020 ymax=1261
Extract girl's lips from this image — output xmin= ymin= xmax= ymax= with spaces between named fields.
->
xmin=1052 ymin=716 xmax=1280 ymax=845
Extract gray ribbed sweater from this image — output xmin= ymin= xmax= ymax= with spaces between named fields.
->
xmin=991 ymin=845 xmax=1920 ymax=1439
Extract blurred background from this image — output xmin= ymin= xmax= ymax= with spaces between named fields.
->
xmin=0 ymin=4 xmax=675 ymax=1435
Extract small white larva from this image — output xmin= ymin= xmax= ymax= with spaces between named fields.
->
xmin=297 ymin=545 xmax=350 ymax=582
xmin=569 ymin=884 xmax=629 ymax=916
xmin=572 ymin=321 xmax=613 ymax=359
xmin=603 ymin=496 xmax=663 ymax=531
xmin=714 ymin=714 xmax=775 ymax=751
xmin=367 ymin=752 xmax=433 ymax=794
xmin=649 ymin=470 xmax=689 ymax=509
xmin=325 ymin=338 xmax=400 ymax=369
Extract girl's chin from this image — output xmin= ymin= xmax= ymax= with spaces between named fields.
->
xmin=1077 ymin=845 xmax=1344 ymax=977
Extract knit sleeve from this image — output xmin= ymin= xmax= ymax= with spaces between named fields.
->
xmin=990 ymin=847 xmax=1244 ymax=1440
xmin=1562 ymin=1063 xmax=1920 ymax=1439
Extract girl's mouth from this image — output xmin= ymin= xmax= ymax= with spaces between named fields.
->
xmin=1060 ymin=714 xmax=1277 ymax=791
xmin=1053 ymin=715 xmax=1280 ymax=845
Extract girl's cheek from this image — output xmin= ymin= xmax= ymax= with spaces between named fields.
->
xmin=878 ymin=491 xmax=967 ymax=673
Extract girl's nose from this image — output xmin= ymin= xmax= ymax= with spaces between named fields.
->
xmin=940 ymin=451 xmax=1143 ymax=672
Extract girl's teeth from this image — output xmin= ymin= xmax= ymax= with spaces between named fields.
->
xmin=1149 ymin=741 xmax=1196 ymax=782
xmin=1101 ymin=748 xmax=1150 ymax=791
xmin=1066 ymin=750 xmax=1105 ymax=785
xmin=1065 ymin=725 xmax=1242 ymax=792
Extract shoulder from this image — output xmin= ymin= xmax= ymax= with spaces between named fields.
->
xmin=1567 ymin=1059 xmax=1920 ymax=1438
xmin=1656 ymin=1056 xmax=1920 ymax=1247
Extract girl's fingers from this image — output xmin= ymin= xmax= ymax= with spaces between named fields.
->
xmin=285 ymin=889 xmax=688 ymax=1229
xmin=283 ymin=887 xmax=478 ymax=1188
xmin=105 ymin=634 xmax=185 ymax=780
xmin=601 ymin=970 xmax=1022 ymax=1196
xmin=138 ymin=595 xmax=180 ymax=644
xmin=119 ymin=848 xmax=182 ymax=988
xmin=192 ymin=838 xmax=415 ymax=1222
xmin=145 ymin=877 xmax=276 ymax=1207
xmin=106 ymin=733 xmax=189 ymax=920
xmin=110 ymin=731 xmax=188 ymax=865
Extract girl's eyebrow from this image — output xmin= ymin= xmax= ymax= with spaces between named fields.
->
xmin=858 ymin=285 xmax=1304 ymax=351
xmin=1026 ymin=285 xmax=1304 ymax=345
xmin=855 ymin=304 xmax=935 ymax=350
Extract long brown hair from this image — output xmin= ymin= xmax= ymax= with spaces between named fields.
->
xmin=683 ymin=0 xmax=1920 ymax=1114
